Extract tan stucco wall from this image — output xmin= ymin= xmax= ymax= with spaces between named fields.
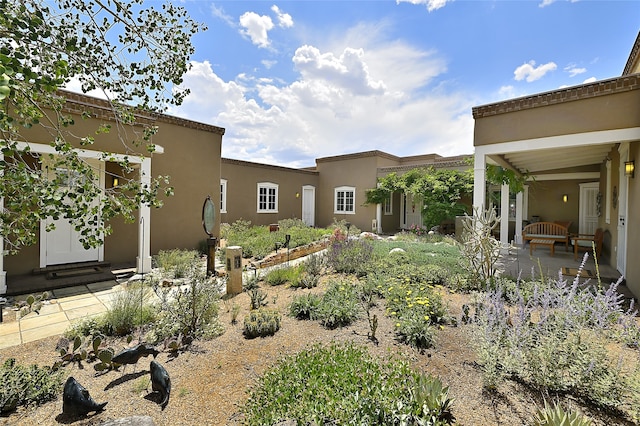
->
xmin=316 ymin=154 xmax=398 ymax=231
xmin=474 ymin=81 xmax=640 ymax=146
xmin=5 ymin=98 xmax=223 ymax=276
xmin=220 ymin=159 xmax=319 ymax=226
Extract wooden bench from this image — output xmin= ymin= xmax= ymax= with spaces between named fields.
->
xmin=530 ymin=238 xmax=556 ymax=256
xmin=522 ymin=222 xmax=570 ymax=252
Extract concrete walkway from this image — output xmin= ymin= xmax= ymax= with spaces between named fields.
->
xmin=0 ymin=280 xmax=122 ymax=350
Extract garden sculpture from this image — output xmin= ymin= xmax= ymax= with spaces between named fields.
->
xmin=150 ymin=360 xmax=171 ymax=409
xmin=62 ymin=376 xmax=107 ymax=415
xmin=112 ymin=343 xmax=159 ymax=371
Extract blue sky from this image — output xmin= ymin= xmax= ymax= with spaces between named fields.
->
xmin=165 ymin=0 xmax=639 ymax=168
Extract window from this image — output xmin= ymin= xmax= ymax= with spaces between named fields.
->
xmin=220 ymin=179 xmax=227 ymax=213
xmin=383 ymin=193 xmax=392 ymax=215
xmin=334 ymin=186 xmax=355 ymax=214
xmin=257 ymin=182 xmax=278 ymax=213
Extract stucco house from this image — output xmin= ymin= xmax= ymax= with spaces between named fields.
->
xmin=472 ymin=31 xmax=640 ymax=297
xmin=221 ymin=150 xmax=470 ymax=234
xmin=1 ymin=90 xmax=224 ymax=295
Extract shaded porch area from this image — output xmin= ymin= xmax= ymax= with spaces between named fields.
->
xmin=497 ymin=243 xmax=632 ymax=302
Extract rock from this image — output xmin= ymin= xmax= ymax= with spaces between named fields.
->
xmin=389 ymin=248 xmax=406 ymax=254
xmin=99 ymin=416 xmax=156 ymax=426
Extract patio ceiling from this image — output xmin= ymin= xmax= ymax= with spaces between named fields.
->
xmin=495 ymin=143 xmax=615 ymax=174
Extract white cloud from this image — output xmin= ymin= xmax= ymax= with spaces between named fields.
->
xmin=210 ymin=3 xmax=235 ymax=27
xmin=239 ymin=11 xmax=274 ymax=48
xmin=262 ymin=59 xmax=278 ymax=69
xmin=396 ymin=0 xmax=452 ymax=13
xmin=564 ymin=64 xmax=586 ymax=77
xmin=292 ymin=45 xmax=386 ymax=95
xmin=498 ymin=85 xmax=516 ymax=100
xmin=582 ymin=77 xmax=597 ymax=84
xmin=539 ymin=0 xmax=579 ymax=8
xmin=514 ymin=60 xmax=557 ymax=82
xmin=271 ymin=5 xmax=293 ymax=28
xmin=171 ymin=39 xmax=475 ymax=168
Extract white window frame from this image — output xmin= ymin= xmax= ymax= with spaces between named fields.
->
xmin=257 ymin=182 xmax=278 ymax=213
xmin=220 ymin=179 xmax=227 ymax=213
xmin=334 ymin=186 xmax=355 ymax=215
xmin=383 ymin=193 xmax=393 ymax=215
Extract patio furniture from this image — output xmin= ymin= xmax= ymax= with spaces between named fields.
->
xmin=522 ymin=222 xmax=570 ymax=251
xmin=530 ymin=238 xmax=556 ymax=256
xmin=572 ymin=228 xmax=604 ymax=260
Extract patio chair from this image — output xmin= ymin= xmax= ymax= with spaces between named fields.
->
xmin=572 ymin=228 xmax=603 ymax=261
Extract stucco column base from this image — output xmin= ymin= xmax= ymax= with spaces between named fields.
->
xmin=137 ymin=256 xmax=153 ymax=275
xmin=0 ymin=271 xmax=6 ymax=295
xmin=225 ymin=246 xmax=243 ymax=295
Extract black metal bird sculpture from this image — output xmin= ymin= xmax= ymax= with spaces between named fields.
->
xmin=62 ymin=376 xmax=107 ymax=416
xmin=150 ymin=360 xmax=171 ymax=409
xmin=112 ymin=343 xmax=159 ymax=372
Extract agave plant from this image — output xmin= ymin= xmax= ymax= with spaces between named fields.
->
xmin=532 ymin=401 xmax=592 ymax=426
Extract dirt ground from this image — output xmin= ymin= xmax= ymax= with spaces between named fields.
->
xmin=0 ymin=276 xmax=635 ymax=426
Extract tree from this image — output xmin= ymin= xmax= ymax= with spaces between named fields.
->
xmin=365 ymin=167 xmax=473 ymax=229
xmin=0 ymin=0 xmax=204 ymax=252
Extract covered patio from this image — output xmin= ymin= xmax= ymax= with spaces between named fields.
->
xmin=472 ymin=73 xmax=640 ymax=298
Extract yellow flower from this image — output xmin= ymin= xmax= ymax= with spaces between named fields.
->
xmin=408 ymin=304 xmax=414 ymax=308
xmin=424 ymin=316 xmax=430 ymax=321
xmin=391 ymin=311 xmax=397 ymax=316
xmin=395 ymin=323 xmax=401 ymax=327
xmin=406 ymin=290 xmax=412 ymax=295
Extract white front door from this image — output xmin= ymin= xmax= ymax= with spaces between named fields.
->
xmin=401 ymin=193 xmax=423 ymax=229
xmin=41 ymin=158 xmax=104 ymax=267
xmin=579 ymin=182 xmax=599 ymax=235
xmin=302 ymin=185 xmax=315 ymax=227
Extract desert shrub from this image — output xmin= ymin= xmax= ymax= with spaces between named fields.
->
xmin=314 ymin=279 xmax=360 ymax=329
xmin=264 ymin=265 xmax=301 ymax=286
xmin=472 ymin=273 xmax=640 ymax=418
xmin=64 ymin=316 xmax=106 ymax=340
xmin=248 ymin=288 xmax=268 ymax=310
xmin=243 ymin=308 xmax=281 ymax=338
xmin=0 ymin=358 xmax=64 ymax=413
xmin=459 ymin=207 xmax=501 ymax=287
xmin=102 ymin=283 xmax=157 ymax=336
xmin=154 ymin=248 xmax=200 ymax=278
xmin=290 ymin=272 xmax=319 ymax=289
xmin=243 ymin=273 xmax=260 ymax=291
xmin=531 ymin=401 xmax=593 ymax=426
xmin=147 ymin=271 xmax=224 ymax=344
xmin=326 ymin=236 xmax=374 ymax=275
xmin=394 ymin=310 xmax=437 ymax=349
xmin=289 ymin=293 xmax=321 ymax=319
xmin=242 ymin=342 xmax=454 ymax=425
xmin=299 ymin=252 xmax=325 ymax=276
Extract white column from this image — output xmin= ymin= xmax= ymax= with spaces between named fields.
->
xmin=515 ymin=191 xmax=523 ymax=246
xmin=137 ymin=157 xmax=153 ymax=274
xmin=0 ymin=184 xmax=6 ymax=295
xmin=376 ymin=203 xmax=382 ymax=233
xmin=473 ymin=151 xmax=487 ymax=214
xmin=500 ymin=184 xmax=509 ymax=246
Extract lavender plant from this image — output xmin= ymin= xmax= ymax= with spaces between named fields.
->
xmin=471 ymin=256 xmax=640 ymax=418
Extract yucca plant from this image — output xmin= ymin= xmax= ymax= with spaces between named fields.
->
xmin=532 ymin=401 xmax=592 ymax=426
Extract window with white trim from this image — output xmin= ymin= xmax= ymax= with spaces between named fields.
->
xmin=257 ymin=182 xmax=278 ymax=213
xmin=383 ymin=193 xmax=392 ymax=215
xmin=334 ymin=186 xmax=355 ymax=214
xmin=220 ymin=179 xmax=227 ymax=213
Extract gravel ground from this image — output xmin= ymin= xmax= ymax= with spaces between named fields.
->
xmin=0 ymin=278 xmax=634 ymax=426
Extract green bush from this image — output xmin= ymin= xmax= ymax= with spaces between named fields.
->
xmin=264 ymin=265 xmax=301 ymax=286
xmin=102 ymin=283 xmax=157 ymax=336
xmin=154 ymin=248 xmax=200 ymax=278
xmin=0 ymin=358 xmax=64 ymax=413
xmin=315 ymin=279 xmax=361 ymax=329
xmin=289 ymin=293 xmax=321 ymax=319
xmin=243 ymin=308 xmax=281 ymax=338
xmin=147 ymin=271 xmax=224 ymax=343
xmin=242 ymin=343 xmax=454 ymax=425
